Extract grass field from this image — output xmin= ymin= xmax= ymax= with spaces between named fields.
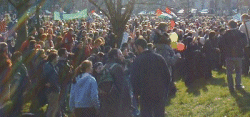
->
xmin=18 ymin=68 xmax=250 ymax=117
xmin=165 ymin=69 xmax=250 ymax=117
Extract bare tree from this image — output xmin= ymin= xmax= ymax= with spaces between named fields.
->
xmin=8 ymin=0 xmax=34 ymax=49
xmin=88 ymin=0 xmax=136 ymax=48
xmin=35 ymin=0 xmax=47 ymax=36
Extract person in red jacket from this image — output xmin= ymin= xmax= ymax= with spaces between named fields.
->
xmin=63 ymin=28 xmax=74 ymax=52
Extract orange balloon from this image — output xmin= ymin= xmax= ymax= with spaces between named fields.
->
xmin=177 ymin=43 xmax=185 ymax=51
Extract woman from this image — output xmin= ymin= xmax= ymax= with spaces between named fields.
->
xmin=69 ymin=60 xmax=100 ymax=117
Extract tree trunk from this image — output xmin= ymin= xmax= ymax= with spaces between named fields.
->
xmin=112 ymin=21 xmax=125 ymax=48
xmin=36 ymin=7 xmax=41 ymax=37
xmin=16 ymin=9 xmax=28 ymax=49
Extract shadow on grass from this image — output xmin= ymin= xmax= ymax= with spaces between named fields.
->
xmin=216 ymin=68 xmax=227 ymax=75
xmin=230 ymin=89 xmax=250 ymax=114
xmin=186 ymin=77 xmax=227 ymax=96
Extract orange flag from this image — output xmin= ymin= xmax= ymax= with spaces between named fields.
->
xmin=166 ymin=7 xmax=172 ymax=14
xmin=171 ymin=20 xmax=175 ymax=29
xmin=156 ymin=9 xmax=162 ymax=16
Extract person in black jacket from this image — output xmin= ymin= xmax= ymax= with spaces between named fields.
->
xmin=43 ymin=53 xmax=60 ymax=117
xmin=131 ymin=39 xmax=170 ymax=117
xmin=203 ymin=31 xmax=220 ymax=79
xmin=219 ymin=20 xmax=247 ymax=92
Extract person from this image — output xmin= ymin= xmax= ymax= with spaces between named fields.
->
xmin=57 ymin=48 xmax=73 ymax=116
xmin=10 ymin=51 xmax=29 ymax=117
xmin=29 ymin=49 xmax=48 ymax=113
xmin=131 ymin=39 xmax=170 ymax=117
xmin=0 ymin=42 xmax=12 ymax=116
xmin=239 ymin=14 xmax=250 ymax=75
xmin=149 ymin=22 xmax=168 ymax=44
xmin=43 ymin=52 xmax=60 ymax=117
xmin=155 ymin=33 xmax=180 ymax=95
xmin=217 ymin=28 xmax=226 ymax=70
xmin=203 ymin=31 xmax=220 ymax=79
xmin=63 ymin=28 xmax=74 ymax=52
xmin=98 ymin=48 xmax=132 ymax=117
xmin=69 ymin=60 xmax=100 ymax=117
xmin=92 ymin=62 xmax=103 ymax=83
xmin=92 ymin=38 xmax=103 ymax=54
xmin=219 ymin=20 xmax=247 ymax=92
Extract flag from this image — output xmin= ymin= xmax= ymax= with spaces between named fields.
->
xmin=158 ymin=13 xmax=173 ymax=20
xmin=156 ymin=9 xmax=162 ymax=16
xmin=170 ymin=20 xmax=175 ymax=29
xmin=166 ymin=7 xmax=172 ymax=14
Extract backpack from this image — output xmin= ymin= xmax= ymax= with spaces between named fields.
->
xmin=98 ymin=63 xmax=120 ymax=104
xmin=98 ymin=63 xmax=118 ymax=86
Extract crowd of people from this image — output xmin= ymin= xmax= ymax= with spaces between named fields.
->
xmin=0 ymin=10 xmax=249 ymax=117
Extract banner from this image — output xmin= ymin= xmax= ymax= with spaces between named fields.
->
xmin=54 ymin=9 xmax=88 ymax=20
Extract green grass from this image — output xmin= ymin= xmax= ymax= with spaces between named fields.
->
xmin=15 ymin=68 xmax=250 ymax=116
xmin=165 ymin=69 xmax=250 ymax=117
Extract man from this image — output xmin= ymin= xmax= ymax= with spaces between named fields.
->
xmin=56 ymin=48 xmax=73 ymax=116
xmin=99 ymin=48 xmax=132 ymax=117
xmin=43 ymin=53 xmax=60 ymax=117
xmin=239 ymin=14 xmax=250 ymax=75
xmin=220 ymin=20 xmax=247 ymax=92
xmin=203 ymin=31 xmax=220 ymax=79
xmin=218 ymin=28 xmax=226 ymax=70
xmin=131 ymin=39 xmax=170 ymax=117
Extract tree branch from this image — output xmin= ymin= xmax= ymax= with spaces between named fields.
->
xmin=117 ymin=0 xmax=122 ymax=18
xmin=121 ymin=0 xmax=135 ymax=23
xmin=122 ymin=0 xmax=135 ymax=25
xmin=104 ymin=0 xmax=115 ymax=19
xmin=88 ymin=0 xmax=111 ymax=19
xmin=8 ymin=0 xmax=18 ymax=9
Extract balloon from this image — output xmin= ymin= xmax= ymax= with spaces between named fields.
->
xmin=177 ymin=43 xmax=185 ymax=51
xmin=170 ymin=32 xmax=178 ymax=42
xmin=171 ymin=42 xmax=177 ymax=49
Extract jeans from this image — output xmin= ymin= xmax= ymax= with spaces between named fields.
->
xmin=46 ymin=92 xmax=60 ymax=117
xmin=225 ymin=58 xmax=243 ymax=89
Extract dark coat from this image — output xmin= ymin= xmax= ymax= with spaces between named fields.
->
xmin=56 ymin=59 xmax=72 ymax=87
xmin=43 ymin=62 xmax=60 ymax=93
xmin=131 ymin=50 xmax=170 ymax=100
xmin=203 ymin=38 xmax=220 ymax=60
xmin=99 ymin=62 xmax=132 ymax=117
xmin=219 ymin=29 xmax=247 ymax=58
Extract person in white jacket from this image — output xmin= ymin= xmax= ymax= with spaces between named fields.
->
xmin=239 ymin=14 xmax=250 ymax=76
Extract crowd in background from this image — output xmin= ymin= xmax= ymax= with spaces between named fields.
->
xmin=0 ymin=10 xmax=249 ymax=117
